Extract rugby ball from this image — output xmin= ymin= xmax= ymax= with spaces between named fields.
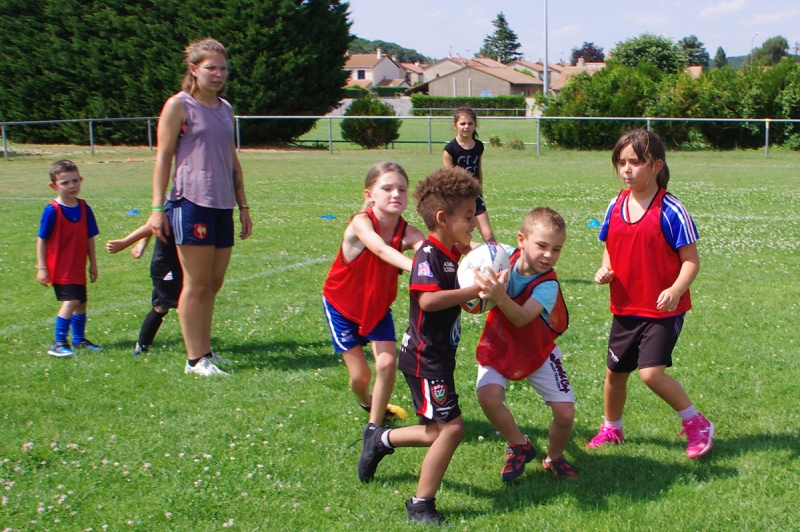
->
xmin=457 ymin=242 xmax=511 ymax=314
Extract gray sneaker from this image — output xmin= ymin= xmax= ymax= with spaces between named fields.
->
xmin=406 ymin=497 xmax=448 ymax=526
xmin=208 ymin=351 xmax=232 ymax=364
xmin=185 ymin=357 xmax=229 ymax=376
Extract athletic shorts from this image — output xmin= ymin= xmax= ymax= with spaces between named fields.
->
xmin=53 ymin=284 xmax=87 ymax=304
xmin=404 ymin=372 xmax=461 ymax=424
xmin=476 ymin=346 xmax=575 ymax=404
xmin=607 ymin=315 xmax=684 ymax=373
xmin=151 ymin=277 xmax=181 ymax=310
xmin=170 ymin=198 xmax=234 ymax=248
xmin=475 ymin=196 xmax=487 ymax=216
xmin=322 ymin=297 xmax=396 ymax=353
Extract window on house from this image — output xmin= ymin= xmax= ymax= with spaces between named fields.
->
xmin=480 ymin=90 xmax=493 ymax=97
xmin=357 ymin=70 xmax=366 ymax=80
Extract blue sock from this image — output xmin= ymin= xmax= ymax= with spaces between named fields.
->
xmin=55 ymin=316 xmax=71 ymax=344
xmin=71 ymin=313 xmax=87 ymax=344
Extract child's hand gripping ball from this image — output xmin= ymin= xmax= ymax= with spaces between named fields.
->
xmin=457 ymin=242 xmax=511 ymax=314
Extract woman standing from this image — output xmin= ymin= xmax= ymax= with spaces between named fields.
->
xmin=147 ymin=38 xmax=252 ymax=376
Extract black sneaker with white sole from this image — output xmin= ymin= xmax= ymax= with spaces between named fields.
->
xmin=357 ymin=423 xmax=394 ymax=482
xmin=406 ymin=497 xmax=448 ymax=526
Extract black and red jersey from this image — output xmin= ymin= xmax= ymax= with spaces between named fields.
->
xmin=398 ymin=236 xmax=462 ymax=379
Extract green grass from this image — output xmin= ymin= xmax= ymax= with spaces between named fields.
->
xmin=1 ymin=144 xmax=799 ymax=531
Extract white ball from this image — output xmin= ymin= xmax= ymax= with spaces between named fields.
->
xmin=457 ymin=242 xmax=511 ymax=314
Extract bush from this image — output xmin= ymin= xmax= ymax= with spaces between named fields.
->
xmin=340 ymin=94 xmax=402 ymax=149
xmin=411 ymin=94 xmax=526 ymax=116
xmin=488 ymin=135 xmax=502 ymax=147
xmin=507 ymin=139 xmax=525 ymax=150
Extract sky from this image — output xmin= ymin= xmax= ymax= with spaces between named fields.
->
xmin=346 ymin=0 xmax=800 ymax=63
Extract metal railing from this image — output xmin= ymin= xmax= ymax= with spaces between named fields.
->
xmin=3 ymin=114 xmax=798 ymax=159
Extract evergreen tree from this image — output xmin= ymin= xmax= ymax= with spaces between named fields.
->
xmin=610 ymin=33 xmax=688 ymax=74
xmin=751 ymin=36 xmax=789 ymax=66
xmin=713 ymin=47 xmax=728 ymax=69
xmin=478 ymin=12 xmax=522 ymax=64
xmin=678 ymin=35 xmax=710 ymax=70
xmin=570 ymin=42 xmax=605 ymax=65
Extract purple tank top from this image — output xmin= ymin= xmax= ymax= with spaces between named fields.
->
xmin=169 ymin=91 xmax=236 ymax=209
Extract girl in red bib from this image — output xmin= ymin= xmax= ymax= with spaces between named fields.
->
xmin=587 ymin=129 xmax=714 ymax=459
xmin=322 ymin=162 xmax=424 ymax=426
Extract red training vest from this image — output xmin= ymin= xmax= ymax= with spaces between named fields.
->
xmin=322 ymin=209 xmax=407 ymax=336
xmin=476 ymin=249 xmax=569 ymax=380
xmin=606 ymin=188 xmax=691 ymax=318
xmin=46 ymin=199 xmax=88 ymax=285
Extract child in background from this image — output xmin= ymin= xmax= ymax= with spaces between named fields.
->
xmin=475 ymin=207 xmax=578 ymax=481
xmin=322 ymin=162 xmax=424 ymax=426
xmin=36 ymin=160 xmax=101 ymax=357
xmin=357 ymin=167 xmax=482 ymax=526
xmin=443 ymin=107 xmax=496 ymax=242
xmin=587 ymin=129 xmax=714 ymax=459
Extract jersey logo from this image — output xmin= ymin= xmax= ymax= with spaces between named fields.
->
xmin=423 ymin=245 xmax=433 ymax=254
xmin=164 ymin=271 xmax=174 ymax=281
xmin=417 ymin=261 xmax=433 ymax=277
xmin=193 ymin=223 xmax=208 ymax=240
xmin=443 ymin=262 xmax=455 ymax=273
xmin=450 ymin=316 xmax=461 ymax=347
xmin=431 ymin=382 xmax=448 ymax=404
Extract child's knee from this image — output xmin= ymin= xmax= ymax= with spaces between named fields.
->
xmin=551 ymin=402 xmax=575 ymax=427
xmin=442 ymin=418 xmax=465 ymax=443
xmin=374 ymin=352 xmax=397 ymax=377
xmin=349 ymin=368 xmax=371 ymax=390
xmin=477 ymin=384 xmax=505 ymax=409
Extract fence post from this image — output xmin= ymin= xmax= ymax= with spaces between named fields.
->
xmin=764 ymin=119 xmax=770 ymax=158
xmin=89 ymin=120 xmax=94 ymax=155
xmin=147 ymin=119 xmax=153 ymax=151
xmin=536 ymin=118 xmax=541 ymax=155
xmin=235 ymin=117 xmax=241 ymax=153
xmin=328 ymin=117 xmax=333 ymax=154
xmin=646 ymin=118 xmax=651 ymax=131
xmin=2 ymin=124 xmax=7 ymax=160
xmin=427 ymin=117 xmax=432 ymax=154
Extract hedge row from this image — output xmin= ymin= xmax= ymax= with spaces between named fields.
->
xmin=411 ymin=94 xmax=526 ymax=116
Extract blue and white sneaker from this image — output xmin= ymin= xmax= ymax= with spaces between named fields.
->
xmin=48 ymin=342 xmax=75 ymax=358
xmin=133 ymin=342 xmax=149 ymax=356
xmin=74 ymin=339 xmax=102 ymax=351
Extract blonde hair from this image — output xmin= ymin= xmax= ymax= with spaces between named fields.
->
xmin=181 ymin=38 xmax=229 ymax=95
xmin=521 ymin=206 xmax=566 ymax=236
xmin=359 ymin=162 xmax=409 ymax=212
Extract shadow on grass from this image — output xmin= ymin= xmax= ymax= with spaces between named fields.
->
xmin=213 ymin=338 xmax=340 ymax=371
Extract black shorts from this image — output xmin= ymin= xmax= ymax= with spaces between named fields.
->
xmin=475 ymin=196 xmax=487 ymax=216
xmin=607 ymin=315 xmax=684 ymax=373
xmin=403 ymin=372 xmax=461 ymax=424
xmin=151 ymin=278 xmax=182 ymax=309
xmin=53 ymin=284 xmax=87 ymax=304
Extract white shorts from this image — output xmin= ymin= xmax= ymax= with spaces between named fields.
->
xmin=476 ymin=346 xmax=575 ymax=404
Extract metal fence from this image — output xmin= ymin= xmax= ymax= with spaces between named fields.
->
xmin=3 ymin=114 xmax=799 ymax=159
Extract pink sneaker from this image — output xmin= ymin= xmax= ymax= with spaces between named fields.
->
xmin=586 ymin=424 xmax=623 ymax=448
xmin=680 ymin=413 xmax=715 ymax=459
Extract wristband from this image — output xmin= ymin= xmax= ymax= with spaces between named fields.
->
xmin=239 ymin=205 xmax=249 ymax=210
xmin=152 ymin=205 xmax=165 ymax=211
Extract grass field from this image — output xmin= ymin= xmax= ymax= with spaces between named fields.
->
xmin=1 ymin=143 xmax=798 ymax=531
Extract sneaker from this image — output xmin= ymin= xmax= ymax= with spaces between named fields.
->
xmin=542 ymin=456 xmax=580 ymax=480
xmin=208 ymin=352 xmax=232 ymax=364
xmin=501 ymin=438 xmax=537 ymax=482
xmin=184 ymin=357 xmax=229 ymax=376
xmin=73 ymin=338 xmax=102 ymax=351
xmin=405 ymin=498 xmax=448 ymax=526
xmin=680 ymin=413 xmax=715 ymax=459
xmin=586 ymin=424 xmax=624 ymax=448
xmin=47 ymin=342 xmax=74 ymax=358
xmin=357 ymin=423 xmax=394 ymax=482
xmin=133 ymin=342 xmax=149 ymax=356
xmin=384 ymin=403 xmax=409 ymax=422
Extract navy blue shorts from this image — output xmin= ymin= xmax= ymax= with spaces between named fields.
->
xmin=53 ymin=284 xmax=87 ymax=304
xmin=607 ymin=315 xmax=684 ymax=373
xmin=404 ymin=372 xmax=461 ymax=424
xmin=322 ymin=297 xmax=396 ymax=353
xmin=170 ymin=198 xmax=234 ymax=248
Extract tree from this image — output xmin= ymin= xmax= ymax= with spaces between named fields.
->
xmin=349 ymin=37 xmax=431 ymax=63
xmin=677 ymin=35 xmax=710 ymax=70
xmin=570 ymin=42 xmax=605 ymax=65
xmin=610 ymin=33 xmax=688 ymax=74
xmin=478 ymin=12 xmax=522 ymax=64
xmin=713 ymin=47 xmax=728 ymax=69
xmin=340 ymin=93 xmax=402 ymax=148
xmin=751 ymin=36 xmax=789 ymax=66
xmin=0 ymin=0 xmax=352 ymax=144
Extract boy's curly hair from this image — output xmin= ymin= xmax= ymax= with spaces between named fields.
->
xmin=521 ymin=206 xmax=566 ymax=236
xmin=413 ymin=167 xmax=481 ymax=231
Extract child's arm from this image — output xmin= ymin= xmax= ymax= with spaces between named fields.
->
xmin=656 ymin=242 xmax=699 ymax=312
xmin=417 ymin=284 xmax=482 ymax=313
xmin=476 ymin=269 xmax=544 ymax=328
xmin=442 ymin=149 xmax=454 ymax=168
xmin=130 ymin=236 xmax=152 ymax=259
xmin=401 ymin=224 xmax=425 ymax=254
xmin=594 ymin=246 xmax=614 ymax=285
xmin=88 ymin=236 xmax=98 ymax=283
xmin=36 ymin=237 xmax=49 ymax=287
xmin=106 ymin=223 xmax=153 ymax=255
xmin=350 ymin=214 xmax=413 ymax=272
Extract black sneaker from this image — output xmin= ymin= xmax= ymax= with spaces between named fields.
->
xmin=501 ymin=438 xmax=537 ymax=482
xmin=357 ymin=423 xmax=394 ymax=482
xmin=73 ymin=338 xmax=102 ymax=351
xmin=133 ymin=342 xmax=150 ymax=356
xmin=405 ymin=498 xmax=448 ymax=526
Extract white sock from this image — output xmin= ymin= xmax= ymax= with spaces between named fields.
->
xmin=676 ymin=405 xmax=698 ymax=421
xmin=381 ymin=429 xmax=393 ymax=448
xmin=604 ymin=417 xmax=622 ymax=430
